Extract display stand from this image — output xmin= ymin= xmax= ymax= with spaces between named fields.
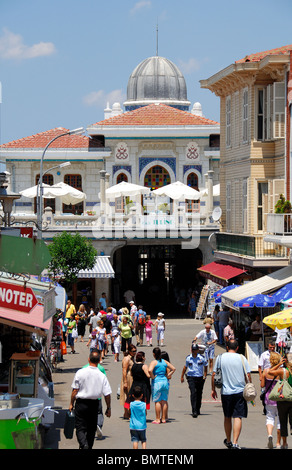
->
xmin=196 ymin=285 xmax=209 ymax=319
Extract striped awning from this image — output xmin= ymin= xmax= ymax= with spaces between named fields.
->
xmin=78 ymin=256 xmax=115 ymax=279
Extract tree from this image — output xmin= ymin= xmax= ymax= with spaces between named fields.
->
xmin=275 ymin=194 xmax=292 ymax=213
xmin=47 ymin=231 xmax=97 ymax=284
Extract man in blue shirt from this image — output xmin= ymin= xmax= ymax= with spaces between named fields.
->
xmin=181 ymin=343 xmax=208 ymax=418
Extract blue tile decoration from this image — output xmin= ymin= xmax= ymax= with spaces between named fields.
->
xmin=139 ymin=157 xmax=176 ymax=177
xmin=183 ymin=165 xmax=202 ymax=175
xmin=113 ymin=165 xmax=132 ymax=176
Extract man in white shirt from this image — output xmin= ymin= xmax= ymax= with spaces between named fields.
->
xmin=69 ymin=350 xmax=112 ymax=449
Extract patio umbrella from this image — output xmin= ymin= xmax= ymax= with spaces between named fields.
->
xmin=263 ymin=308 xmax=292 ymax=330
xmin=212 ymin=284 xmax=240 ymax=303
xmin=20 ymin=182 xmax=86 ymax=205
xmin=199 ymin=183 xmax=220 ymax=197
xmin=152 ymin=181 xmax=200 ymax=200
xmin=233 ymin=294 xmax=276 ymax=308
xmin=270 ymin=282 xmax=292 ymax=304
xmin=105 ymin=181 xmax=151 ymax=198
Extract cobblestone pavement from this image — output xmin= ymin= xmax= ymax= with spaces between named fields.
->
xmin=44 ymin=318 xmax=276 ymax=451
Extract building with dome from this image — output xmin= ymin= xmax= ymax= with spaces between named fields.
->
xmin=0 ymin=54 xmax=225 ymax=315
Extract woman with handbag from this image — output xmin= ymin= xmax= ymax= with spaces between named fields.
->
xmin=268 ymin=355 xmax=292 ymax=448
xmin=260 ymin=352 xmax=282 ymax=449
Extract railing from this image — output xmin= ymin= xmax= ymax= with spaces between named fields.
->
xmin=216 ymin=232 xmax=287 ymax=258
xmin=266 ymin=213 xmax=292 ymax=235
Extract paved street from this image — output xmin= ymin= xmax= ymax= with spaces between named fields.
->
xmin=45 ymin=318 xmax=275 ymax=451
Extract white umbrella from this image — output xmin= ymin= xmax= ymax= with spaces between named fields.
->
xmin=105 ymin=181 xmax=151 ymax=198
xmin=152 ymin=181 xmax=200 ymax=200
xmin=20 ymin=182 xmax=86 ymax=205
xmin=199 ymin=183 xmax=220 ymax=197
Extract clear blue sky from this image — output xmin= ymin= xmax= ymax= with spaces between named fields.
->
xmin=0 ymin=0 xmax=291 ymax=144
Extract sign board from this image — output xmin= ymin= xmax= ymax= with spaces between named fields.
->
xmin=0 ymin=281 xmax=38 ymax=313
xmin=245 ymin=341 xmax=265 ymax=372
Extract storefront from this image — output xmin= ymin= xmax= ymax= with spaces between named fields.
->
xmin=0 ymin=274 xmax=60 ymax=448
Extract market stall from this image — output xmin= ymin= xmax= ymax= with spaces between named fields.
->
xmin=0 ymin=274 xmax=61 ymax=448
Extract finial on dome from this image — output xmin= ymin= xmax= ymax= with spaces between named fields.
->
xmin=191 ymin=102 xmax=203 ymax=117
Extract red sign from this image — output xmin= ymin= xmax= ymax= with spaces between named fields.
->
xmin=0 ymin=281 xmax=38 ymax=313
xmin=20 ymin=227 xmax=33 ymax=238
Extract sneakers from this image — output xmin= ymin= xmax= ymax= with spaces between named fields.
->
xmin=268 ymin=435 xmax=273 ymax=449
xmin=96 ymin=425 xmax=103 ymax=440
xmin=232 ymin=444 xmax=241 ymax=449
xmin=223 ymin=439 xmax=233 ymax=449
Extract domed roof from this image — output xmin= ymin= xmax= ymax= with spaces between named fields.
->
xmin=124 ymin=56 xmax=190 ymax=111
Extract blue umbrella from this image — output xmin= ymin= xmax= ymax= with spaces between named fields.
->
xmin=270 ymin=283 xmax=292 ymax=303
xmin=234 ymin=294 xmax=276 ymax=308
xmin=213 ymin=284 xmax=240 ymax=303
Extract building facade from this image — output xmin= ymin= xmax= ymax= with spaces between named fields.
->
xmin=0 ymin=55 xmax=221 ymax=314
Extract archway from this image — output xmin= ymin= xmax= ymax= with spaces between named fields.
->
xmin=144 ymin=165 xmax=171 ymax=189
xmin=113 ymin=244 xmax=203 ymax=317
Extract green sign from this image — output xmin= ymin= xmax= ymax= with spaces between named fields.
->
xmin=0 ymin=235 xmax=51 ymax=275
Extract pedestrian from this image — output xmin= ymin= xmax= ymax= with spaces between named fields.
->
xmin=267 ymin=354 xmax=292 ymax=449
xmin=111 ymin=313 xmax=121 ymax=362
xmin=217 ymin=304 xmax=231 ymax=345
xmin=119 ymin=314 xmax=134 ymax=354
xmin=188 ymin=291 xmax=197 ymax=318
xmin=82 ymin=348 xmax=107 ymax=440
xmin=99 ymin=292 xmax=107 ymax=311
xmin=148 ymin=347 xmax=176 ymax=424
xmin=96 ymin=319 xmax=107 ymax=363
xmin=193 ymin=323 xmax=217 ymax=373
xmin=89 ymin=309 xmax=99 ymax=333
xmin=77 ymin=304 xmax=87 ymax=342
xmin=224 ymin=320 xmax=236 ymax=345
xmin=129 ymin=300 xmax=137 ymax=322
xmin=129 ymin=385 xmax=147 ymax=450
xmin=124 ymin=351 xmax=151 ymax=413
xmin=101 ymin=314 xmax=112 ymax=356
xmin=258 ymin=340 xmax=276 ymax=415
xmin=120 ymin=344 xmax=137 ymax=419
xmin=181 ymin=343 xmax=208 ymax=418
xmin=69 ymin=349 xmax=112 ymax=449
xmin=260 ymin=351 xmax=282 ymax=449
xmin=213 ymin=304 xmax=220 ymax=338
xmin=134 ymin=305 xmax=146 ymax=346
xmin=145 ymin=315 xmax=154 ymax=346
xmin=250 ymin=314 xmax=263 ymax=341
xmin=65 ymin=299 xmax=76 ymax=319
xmin=211 ymin=339 xmax=252 ymax=449
xmin=155 ymin=312 xmax=165 ymax=346
xmin=86 ymin=329 xmax=98 ymax=353
xmin=66 ymin=314 xmax=77 ymax=354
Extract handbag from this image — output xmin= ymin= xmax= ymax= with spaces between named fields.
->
xmin=214 ymin=354 xmax=223 ymax=388
xmin=241 ymin=355 xmax=257 ymax=402
xmin=61 ymin=340 xmax=67 ymax=355
xmin=72 ymin=328 xmax=78 ymax=339
xmin=64 ymin=410 xmax=75 ymax=439
xmin=269 ymin=370 xmax=292 ymax=402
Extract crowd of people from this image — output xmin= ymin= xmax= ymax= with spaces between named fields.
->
xmin=63 ymin=294 xmax=292 ymax=450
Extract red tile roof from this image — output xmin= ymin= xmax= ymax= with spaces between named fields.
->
xmin=93 ymin=103 xmax=219 ymax=127
xmin=0 ymin=127 xmax=93 ymax=149
xmin=236 ymin=45 xmax=292 ymax=63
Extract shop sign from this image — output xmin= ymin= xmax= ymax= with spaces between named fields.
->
xmin=0 ymin=281 xmax=38 ymax=313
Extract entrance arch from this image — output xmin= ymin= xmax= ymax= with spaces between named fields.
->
xmin=144 ymin=165 xmax=171 ymax=189
xmin=113 ymin=244 xmax=203 ymax=316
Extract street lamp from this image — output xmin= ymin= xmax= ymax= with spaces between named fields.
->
xmin=37 ymin=127 xmax=85 ymax=239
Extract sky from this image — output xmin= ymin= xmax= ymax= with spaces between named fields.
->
xmin=0 ymin=0 xmax=292 ymax=144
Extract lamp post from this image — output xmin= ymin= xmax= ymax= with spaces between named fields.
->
xmin=37 ymin=127 xmax=85 ymax=239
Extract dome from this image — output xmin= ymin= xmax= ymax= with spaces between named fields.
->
xmin=124 ymin=56 xmax=191 ymax=111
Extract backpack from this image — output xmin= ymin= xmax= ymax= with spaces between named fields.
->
xmin=138 ymin=311 xmax=146 ymax=325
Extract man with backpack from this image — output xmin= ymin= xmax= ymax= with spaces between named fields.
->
xmin=134 ymin=305 xmax=146 ymax=346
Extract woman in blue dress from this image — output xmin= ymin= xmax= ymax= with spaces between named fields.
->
xmin=148 ymin=347 xmax=176 ymax=424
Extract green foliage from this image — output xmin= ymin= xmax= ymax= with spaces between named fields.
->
xmin=47 ymin=231 xmax=97 ymax=284
xmin=275 ymin=194 xmax=292 ymax=213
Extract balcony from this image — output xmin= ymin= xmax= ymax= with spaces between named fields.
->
xmin=264 ymin=213 xmax=292 ymax=250
xmin=213 ymin=232 xmax=288 ymax=268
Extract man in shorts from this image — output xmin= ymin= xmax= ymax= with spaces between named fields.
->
xmin=211 ymin=339 xmax=251 ymax=449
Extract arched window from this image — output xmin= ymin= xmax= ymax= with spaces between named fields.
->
xmin=144 ymin=165 xmax=170 ymax=189
xmin=34 ymin=174 xmax=55 ymax=213
xmin=117 ymin=173 xmax=128 ymax=184
xmin=186 ymin=172 xmax=200 ymax=213
xmin=63 ymin=174 xmax=83 ymax=215
xmin=187 ymin=172 xmax=198 ymax=190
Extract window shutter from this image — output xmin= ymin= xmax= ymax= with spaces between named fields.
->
xmin=273 ymin=82 xmax=285 ymax=139
xmin=242 ymin=88 xmax=248 ymax=143
xmin=226 ymin=96 xmax=231 ymax=147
